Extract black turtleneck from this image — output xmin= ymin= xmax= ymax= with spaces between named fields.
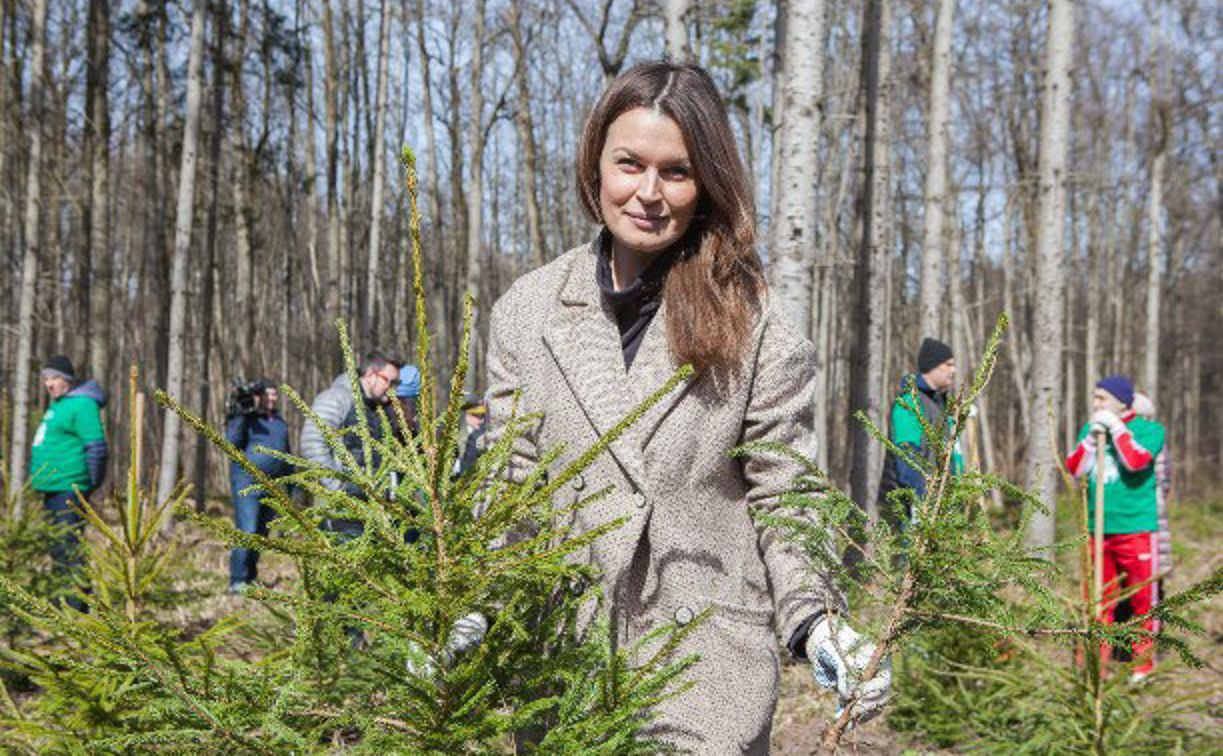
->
xmin=595 ymin=232 xmax=676 ymax=369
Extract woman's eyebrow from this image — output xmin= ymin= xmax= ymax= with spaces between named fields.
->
xmin=610 ymin=146 xmax=691 ymax=167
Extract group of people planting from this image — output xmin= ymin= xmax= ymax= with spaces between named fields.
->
xmin=20 ymin=60 xmax=1172 ymax=752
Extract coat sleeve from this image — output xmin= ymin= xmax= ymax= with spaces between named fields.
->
xmin=299 ymin=388 xmax=350 ymax=491
xmin=739 ymin=319 xmax=845 ymax=649
xmin=484 ymin=293 xmax=541 ymax=487
xmin=76 ymin=401 xmax=108 ymax=490
xmin=225 ymin=414 xmax=249 ymax=449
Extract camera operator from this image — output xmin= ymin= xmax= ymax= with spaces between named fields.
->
xmin=225 ymin=379 xmax=292 ymax=594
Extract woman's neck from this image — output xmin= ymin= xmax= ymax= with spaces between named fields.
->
xmin=609 ymin=239 xmax=652 ymax=291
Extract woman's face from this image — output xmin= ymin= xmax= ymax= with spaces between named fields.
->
xmin=598 ymin=107 xmax=700 ymax=256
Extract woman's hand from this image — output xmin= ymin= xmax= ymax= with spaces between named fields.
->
xmin=806 ymin=616 xmax=892 ymax=726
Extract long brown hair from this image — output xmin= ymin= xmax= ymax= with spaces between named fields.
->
xmin=576 ymin=61 xmax=766 ymax=376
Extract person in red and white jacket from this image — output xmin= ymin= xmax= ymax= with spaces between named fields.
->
xmin=1066 ymin=375 xmax=1166 ymax=682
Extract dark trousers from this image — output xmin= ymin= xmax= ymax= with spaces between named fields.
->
xmin=229 ymin=489 xmax=277 ymax=587
xmin=43 ymin=490 xmax=89 ymax=609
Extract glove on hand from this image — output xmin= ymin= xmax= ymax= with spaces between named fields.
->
xmin=446 ymin=612 xmax=488 ymax=657
xmin=806 ymin=617 xmax=891 ymax=725
xmin=405 ymin=612 xmax=488 ymax=679
xmin=1089 ymin=409 xmax=1125 ymax=436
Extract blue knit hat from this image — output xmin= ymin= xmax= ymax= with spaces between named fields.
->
xmin=1095 ymin=375 xmax=1134 ymax=408
xmin=396 ymin=364 xmax=422 ymax=398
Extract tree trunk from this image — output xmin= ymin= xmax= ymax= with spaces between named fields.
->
xmin=323 ymin=0 xmax=342 ymax=369
xmin=463 ymin=0 xmax=487 ymax=393
xmin=509 ymin=3 xmax=546 ymax=271
xmin=1024 ymin=0 xmax=1076 ymax=551
xmin=7 ymin=0 xmax=48 ymax=500
xmin=919 ymin=0 xmax=956 ymax=339
xmin=412 ymin=0 xmax=448 ymax=364
xmin=364 ymin=0 xmax=391 ymax=342
xmin=664 ymin=0 xmax=692 ymax=62
xmin=1143 ymin=0 xmax=1167 ymax=400
xmin=155 ymin=0 xmax=207 ymax=509
xmin=849 ymin=0 xmax=892 ymax=521
xmin=768 ymin=0 xmax=825 ymax=336
xmin=86 ymin=0 xmax=112 ymax=391
xmin=195 ymin=0 xmax=226 ymax=512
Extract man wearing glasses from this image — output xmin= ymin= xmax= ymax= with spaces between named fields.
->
xmin=300 ymin=348 xmax=405 ymax=538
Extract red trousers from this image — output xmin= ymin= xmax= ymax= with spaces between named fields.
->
xmin=1092 ymin=531 xmax=1160 ymax=674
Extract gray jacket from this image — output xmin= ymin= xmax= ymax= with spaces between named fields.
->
xmin=300 ymin=374 xmax=392 ymax=497
xmin=486 ymin=242 xmax=842 ymax=754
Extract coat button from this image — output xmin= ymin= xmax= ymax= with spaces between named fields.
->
xmin=633 ymin=492 xmax=647 ymax=509
xmin=673 ymin=606 xmax=694 ymax=626
xmin=571 ymin=473 xmax=585 ymax=491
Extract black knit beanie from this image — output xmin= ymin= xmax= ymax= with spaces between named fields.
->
xmin=41 ymin=354 xmax=76 ymax=381
xmin=917 ymin=338 xmax=953 ymax=374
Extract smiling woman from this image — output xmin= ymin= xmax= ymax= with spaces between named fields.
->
xmin=484 ymin=61 xmax=887 ymax=754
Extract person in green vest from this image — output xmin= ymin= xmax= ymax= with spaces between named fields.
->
xmin=877 ymin=337 xmax=964 ymax=523
xmin=1066 ymin=375 xmax=1165 ymax=682
xmin=29 ymin=355 xmax=108 ymax=610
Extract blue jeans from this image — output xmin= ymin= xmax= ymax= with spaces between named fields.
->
xmin=229 ymin=489 xmax=277 ymax=587
xmin=43 ymin=490 xmax=89 ymax=609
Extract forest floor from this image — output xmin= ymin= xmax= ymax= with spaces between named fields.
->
xmin=96 ymin=490 xmax=1223 ymax=753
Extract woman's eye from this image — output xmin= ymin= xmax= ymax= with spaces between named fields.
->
xmin=618 ymin=158 xmax=640 ymax=170
xmin=665 ymin=166 xmax=691 ymax=179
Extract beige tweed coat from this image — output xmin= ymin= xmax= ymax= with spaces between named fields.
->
xmin=485 ymin=241 xmax=842 ymax=754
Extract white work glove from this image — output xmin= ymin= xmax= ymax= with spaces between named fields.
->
xmin=806 ymin=616 xmax=892 ymax=725
xmin=1089 ymin=409 xmax=1125 ymax=437
xmin=405 ymin=612 xmax=488 ymax=678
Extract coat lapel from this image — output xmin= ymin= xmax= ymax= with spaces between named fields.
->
xmin=542 ymin=246 xmax=649 ymax=491
xmin=628 ymin=299 xmax=695 ymax=451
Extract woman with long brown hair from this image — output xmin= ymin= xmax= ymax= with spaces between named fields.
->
xmin=485 ymin=61 xmax=889 ymax=752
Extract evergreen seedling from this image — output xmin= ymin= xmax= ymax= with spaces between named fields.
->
xmin=749 ymin=315 xmax=1221 ymax=754
xmin=0 ymin=148 xmax=699 ymax=754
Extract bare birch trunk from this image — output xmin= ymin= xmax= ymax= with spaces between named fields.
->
xmin=155 ymin=0 xmax=207 ymax=509
xmin=364 ymin=0 xmax=391 ymax=341
xmin=1143 ymin=0 xmax=1167 ymax=399
xmin=919 ymin=0 xmax=956 ymax=339
xmin=768 ymin=0 xmax=825 ymax=336
xmin=850 ymin=0 xmax=892 ymax=520
xmin=1084 ymin=190 xmax=1100 ymax=395
xmin=1024 ymin=0 xmax=1076 ymax=550
xmin=7 ymin=0 xmax=48 ymax=499
xmin=664 ymin=0 xmax=691 ymax=62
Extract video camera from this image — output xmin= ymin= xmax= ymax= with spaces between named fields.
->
xmin=227 ymin=378 xmax=267 ymax=417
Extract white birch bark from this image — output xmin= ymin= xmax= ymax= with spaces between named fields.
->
xmin=1023 ymin=0 xmax=1077 ymax=550
xmin=919 ymin=0 xmax=956 ymax=339
xmin=1143 ymin=0 xmax=1167 ymax=400
xmin=155 ymin=0 xmax=207 ymax=508
xmin=7 ymin=0 xmax=49 ymax=501
xmin=664 ymin=0 xmax=691 ymax=62
xmin=768 ymin=0 xmax=825 ymax=336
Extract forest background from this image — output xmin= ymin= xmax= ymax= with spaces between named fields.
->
xmin=0 ymin=0 xmax=1218 ymax=546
